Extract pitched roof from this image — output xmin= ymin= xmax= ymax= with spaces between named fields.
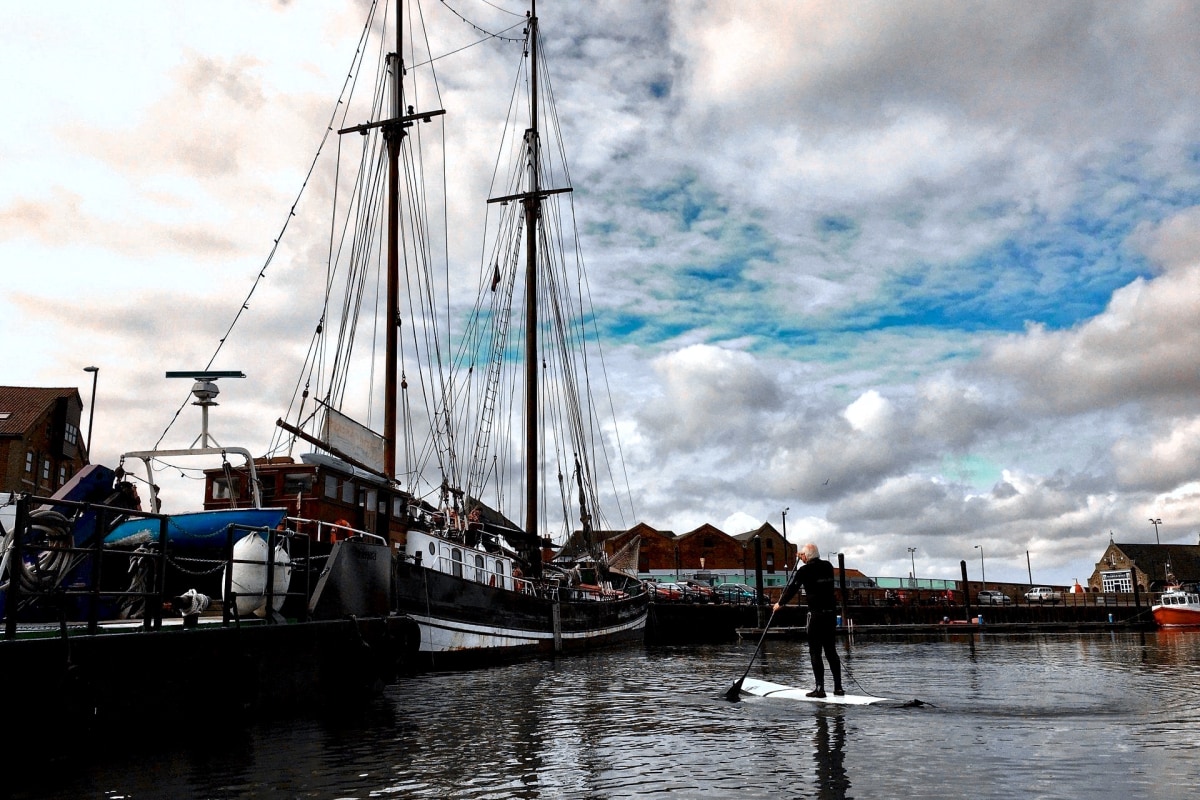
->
xmin=1115 ymin=542 xmax=1200 ymax=583
xmin=0 ymin=387 xmax=80 ymax=438
xmin=732 ymin=522 xmax=782 ymax=542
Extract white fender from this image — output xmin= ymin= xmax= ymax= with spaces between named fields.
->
xmin=227 ymin=534 xmax=292 ymax=617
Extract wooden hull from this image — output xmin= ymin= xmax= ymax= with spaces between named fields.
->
xmin=393 ymin=560 xmax=647 ymax=666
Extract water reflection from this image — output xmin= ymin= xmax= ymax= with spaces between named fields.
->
xmin=13 ymin=632 xmax=1200 ymax=799
xmin=813 ymin=713 xmax=850 ymax=800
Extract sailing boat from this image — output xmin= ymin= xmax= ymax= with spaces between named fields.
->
xmin=237 ymin=0 xmax=648 ymax=664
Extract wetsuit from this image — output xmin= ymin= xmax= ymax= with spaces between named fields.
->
xmin=778 ymin=557 xmax=843 ymax=693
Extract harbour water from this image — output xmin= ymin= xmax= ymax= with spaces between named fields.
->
xmin=16 ymin=629 xmax=1200 ymax=799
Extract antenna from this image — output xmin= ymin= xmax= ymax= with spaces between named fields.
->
xmin=166 ymin=370 xmax=246 ymax=448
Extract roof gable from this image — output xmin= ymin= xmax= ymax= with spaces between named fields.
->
xmin=0 ymin=386 xmax=81 ymax=437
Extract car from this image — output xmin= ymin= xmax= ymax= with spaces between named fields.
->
xmin=678 ymin=580 xmax=717 ymax=603
xmin=1025 ymin=586 xmax=1062 ymax=604
xmin=714 ymin=584 xmax=759 ymax=604
xmin=648 ymin=581 xmax=684 ymax=601
xmin=976 ymin=590 xmax=1011 ymax=605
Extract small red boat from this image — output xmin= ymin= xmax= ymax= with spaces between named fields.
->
xmin=1152 ymin=588 xmax=1200 ymax=627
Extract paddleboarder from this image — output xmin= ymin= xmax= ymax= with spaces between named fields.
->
xmin=773 ymin=542 xmax=843 ymax=698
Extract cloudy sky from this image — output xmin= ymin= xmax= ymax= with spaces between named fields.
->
xmin=4 ymin=0 xmax=1200 ymax=588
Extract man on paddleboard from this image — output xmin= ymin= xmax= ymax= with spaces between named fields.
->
xmin=773 ymin=543 xmax=843 ymax=698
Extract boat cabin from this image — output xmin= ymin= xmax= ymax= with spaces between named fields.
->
xmin=202 ymin=453 xmax=411 ymax=550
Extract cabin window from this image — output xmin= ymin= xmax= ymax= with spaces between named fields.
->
xmin=341 ymin=480 xmax=355 ymax=504
xmin=363 ymin=489 xmax=376 ymax=510
xmin=428 ymin=542 xmax=436 ymax=556
xmin=284 ymin=473 xmax=314 ymax=495
xmin=451 ymin=548 xmax=464 ymax=579
xmin=212 ymin=477 xmax=242 ymax=501
xmin=324 ymin=475 xmax=338 ymax=499
xmin=24 ymin=452 xmax=33 ymax=473
xmin=258 ymin=477 xmax=275 ymax=501
xmin=393 ymin=497 xmax=405 ymax=517
xmin=475 ymin=553 xmax=485 ymax=582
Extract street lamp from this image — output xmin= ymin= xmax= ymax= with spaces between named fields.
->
xmin=974 ymin=544 xmax=986 ymax=590
xmin=907 ymin=547 xmax=917 ymax=585
xmin=1150 ymin=518 xmax=1162 ymax=545
xmin=781 ymin=507 xmax=790 ymax=576
xmin=83 ymin=366 xmax=99 ymax=460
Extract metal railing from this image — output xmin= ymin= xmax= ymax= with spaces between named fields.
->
xmin=1 ymin=493 xmax=312 ymax=640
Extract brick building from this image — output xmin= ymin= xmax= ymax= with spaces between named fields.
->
xmin=0 ymin=386 xmax=89 ymax=497
xmin=594 ymin=520 xmax=797 ymax=590
xmin=1088 ymin=538 xmax=1200 ymax=593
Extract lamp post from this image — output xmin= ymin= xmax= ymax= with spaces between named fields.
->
xmin=1150 ymin=518 xmax=1162 ymax=545
xmin=782 ymin=507 xmax=789 ymax=578
xmin=907 ymin=547 xmax=917 ymax=586
xmin=974 ymin=544 xmax=986 ymax=590
xmin=83 ymin=366 xmax=99 ymax=460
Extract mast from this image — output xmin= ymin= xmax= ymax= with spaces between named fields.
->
xmin=487 ymin=2 xmax=570 ymax=570
xmin=337 ymin=4 xmax=444 ymax=484
xmin=523 ymin=3 xmax=541 ymax=553
xmin=384 ymin=11 xmax=402 ymax=481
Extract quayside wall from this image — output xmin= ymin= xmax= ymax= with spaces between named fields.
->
xmin=645 ymin=600 xmax=1155 ymax=644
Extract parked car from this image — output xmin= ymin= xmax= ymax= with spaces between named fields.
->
xmin=1025 ymin=586 xmax=1062 ymax=604
xmin=714 ymin=584 xmax=759 ymax=604
xmin=678 ymin=580 xmax=717 ymax=603
xmin=976 ymin=590 xmax=1011 ymax=605
xmin=648 ymin=582 xmax=684 ymax=601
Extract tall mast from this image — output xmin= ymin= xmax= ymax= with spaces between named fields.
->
xmin=523 ymin=2 xmax=541 ymax=552
xmin=384 ymin=8 xmax=403 ymax=481
xmin=486 ymin=1 xmax=570 ymax=568
xmin=338 ymin=4 xmax=444 ymax=483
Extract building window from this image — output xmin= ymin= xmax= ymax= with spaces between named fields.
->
xmin=25 ymin=452 xmax=33 ymax=473
xmin=42 ymin=459 xmax=51 ymax=481
xmin=1101 ymin=570 xmax=1132 ymax=593
xmin=58 ymin=465 xmax=67 ymax=487
xmin=64 ymin=422 xmax=79 ymax=447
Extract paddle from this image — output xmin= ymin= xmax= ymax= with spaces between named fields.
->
xmin=724 ymin=608 xmax=776 ymax=701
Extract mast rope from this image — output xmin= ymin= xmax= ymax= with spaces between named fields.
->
xmin=156 ymin=0 xmax=385 ymax=451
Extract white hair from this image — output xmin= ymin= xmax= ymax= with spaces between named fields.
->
xmin=801 ymin=543 xmax=820 ymax=560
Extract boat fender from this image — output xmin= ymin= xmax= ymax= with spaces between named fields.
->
xmin=226 ymin=534 xmax=292 ymax=617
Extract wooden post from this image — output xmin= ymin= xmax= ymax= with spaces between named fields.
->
xmin=961 ymin=560 xmax=972 ymax=622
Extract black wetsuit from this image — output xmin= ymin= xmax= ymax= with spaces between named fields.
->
xmin=778 ymin=557 xmax=842 ymax=692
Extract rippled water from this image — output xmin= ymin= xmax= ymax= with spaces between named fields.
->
xmin=19 ymin=630 xmax=1200 ymax=799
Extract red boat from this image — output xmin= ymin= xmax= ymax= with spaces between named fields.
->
xmin=1152 ymin=588 xmax=1200 ymax=627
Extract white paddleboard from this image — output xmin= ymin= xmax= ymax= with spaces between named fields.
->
xmin=739 ymin=677 xmax=887 ymax=705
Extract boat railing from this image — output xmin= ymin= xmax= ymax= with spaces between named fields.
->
xmin=220 ymin=521 xmax=314 ymax=626
xmin=1 ymin=493 xmax=316 ymax=640
xmin=285 ymin=515 xmax=386 ymax=547
xmin=3 ymin=492 xmax=172 ymax=639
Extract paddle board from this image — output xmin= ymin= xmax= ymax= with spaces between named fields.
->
xmin=738 ymin=677 xmax=886 ymax=705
